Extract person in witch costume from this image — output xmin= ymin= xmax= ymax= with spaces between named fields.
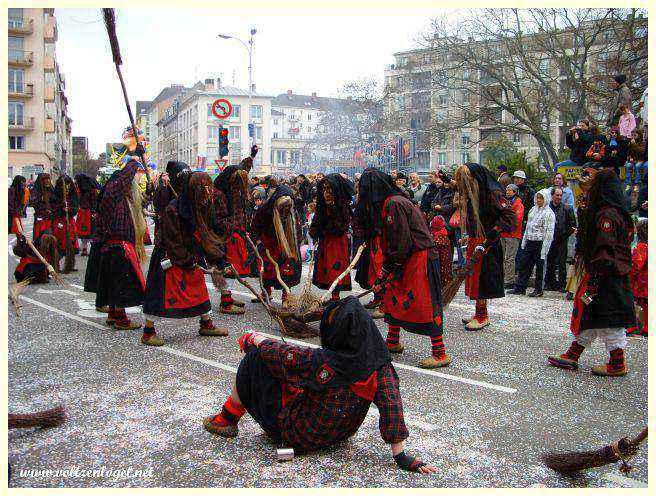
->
xmin=547 ymin=168 xmax=635 ymax=377
xmin=92 ymin=146 xmax=148 ymax=330
xmin=203 ymin=297 xmax=437 ymax=474
xmin=8 ymin=175 xmax=27 ymax=236
xmin=309 ymin=174 xmax=354 ymax=301
xmin=250 ymin=182 xmax=302 ymax=301
xmin=141 ymin=171 xmax=231 ymax=346
xmin=352 ymin=174 xmax=394 ymax=319
xmin=29 ymin=173 xmax=55 ymax=240
xmin=152 ymin=161 xmax=189 ymax=245
xmin=13 ymin=232 xmax=59 ymax=284
xmin=356 ymin=168 xmax=450 ymax=369
xmin=51 ymin=175 xmax=80 ymax=258
xmin=453 ymin=163 xmax=516 ymax=331
xmin=213 ymin=144 xmax=261 ymax=281
xmin=74 ymin=173 xmax=101 ymax=256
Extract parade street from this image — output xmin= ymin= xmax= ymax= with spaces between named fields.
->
xmin=8 ymin=215 xmax=648 ymax=488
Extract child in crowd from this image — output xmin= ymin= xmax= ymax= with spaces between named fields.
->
xmin=627 ymin=219 xmax=648 ymax=337
xmin=429 ymin=214 xmax=453 ymax=287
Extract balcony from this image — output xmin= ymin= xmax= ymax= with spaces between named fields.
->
xmin=9 ymin=117 xmax=35 ymax=132
xmin=8 ymin=17 xmax=33 ymax=35
xmin=9 ymin=82 xmax=34 ymax=99
xmin=45 ymin=117 xmax=55 ymax=133
xmin=44 ymin=84 xmax=55 ymax=102
xmin=8 ymin=49 xmax=33 ymax=67
xmin=44 ymin=17 xmax=58 ymax=42
xmin=44 ymin=54 xmax=55 ymax=72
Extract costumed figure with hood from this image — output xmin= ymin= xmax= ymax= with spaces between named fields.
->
xmin=74 ymin=173 xmax=101 ymax=256
xmin=250 ymin=181 xmax=302 ymax=301
xmin=13 ymin=232 xmax=59 ymax=284
xmin=213 ymin=145 xmax=261 ymax=282
xmin=29 ymin=173 xmax=55 ymax=240
xmin=308 ymin=173 xmax=354 ymax=301
xmin=141 ymin=171 xmax=231 ymax=346
xmin=203 ymin=297 xmax=437 ymax=475
xmin=548 ymin=168 xmax=636 ymax=377
xmin=453 ymin=163 xmax=516 ymax=331
xmin=356 ymin=168 xmax=450 ymax=369
xmin=152 ymin=161 xmax=188 ymax=244
xmin=8 ymin=175 xmax=27 ymax=235
xmin=86 ymin=126 xmax=151 ymax=330
xmin=52 ymin=174 xmax=80 ymax=256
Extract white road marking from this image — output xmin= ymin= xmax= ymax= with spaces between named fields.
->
xmin=36 ymin=288 xmax=79 ymax=296
xmin=19 ymin=296 xmax=107 ymax=331
xmin=255 ymin=332 xmax=517 ymax=394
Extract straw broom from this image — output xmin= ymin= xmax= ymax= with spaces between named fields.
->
xmin=9 ymin=278 xmax=32 ymax=316
xmin=542 ymin=427 xmax=647 ymax=474
xmin=9 ymin=405 xmax=66 ymax=429
xmin=441 ymin=245 xmax=486 ymax=308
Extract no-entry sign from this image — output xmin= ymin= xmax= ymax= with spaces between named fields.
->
xmin=211 ymin=99 xmax=233 ymax=119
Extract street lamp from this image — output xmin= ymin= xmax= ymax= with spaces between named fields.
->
xmin=218 ymin=28 xmax=257 ymax=157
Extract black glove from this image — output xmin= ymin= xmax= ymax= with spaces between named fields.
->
xmin=394 ymin=451 xmax=426 ymax=473
xmin=134 ymin=143 xmax=146 ymax=157
xmin=250 ymin=144 xmax=259 ymax=158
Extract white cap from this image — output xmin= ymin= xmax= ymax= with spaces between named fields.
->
xmin=513 ymin=170 xmax=527 ymax=179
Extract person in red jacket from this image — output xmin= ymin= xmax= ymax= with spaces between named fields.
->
xmin=203 ymin=297 xmax=437 ymax=475
xmin=501 ymin=184 xmax=524 ymax=289
xmin=627 ymin=219 xmax=647 ymax=337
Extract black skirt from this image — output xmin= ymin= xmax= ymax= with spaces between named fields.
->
xmin=143 ymin=244 xmax=211 ymax=318
xmin=572 ymin=272 xmax=636 ymax=333
xmin=236 ymin=347 xmax=283 ymax=442
xmin=83 ymin=241 xmax=101 ymax=293
xmin=95 ymin=244 xmax=145 ymax=309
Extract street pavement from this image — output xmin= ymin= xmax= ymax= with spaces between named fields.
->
xmin=8 ymin=214 xmax=648 ymax=488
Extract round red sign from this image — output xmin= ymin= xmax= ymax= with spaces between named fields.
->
xmin=211 ymin=99 xmax=233 ymax=119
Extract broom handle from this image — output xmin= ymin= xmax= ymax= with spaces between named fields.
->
xmin=15 ymin=225 xmax=55 ymax=274
xmin=63 ymin=181 xmax=71 ymax=256
xmin=265 ymin=248 xmax=291 ymax=294
xmin=321 ymin=243 xmax=366 ymax=302
xmin=631 ymin=427 xmax=648 ymax=446
xmin=245 ymin=234 xmax=272 ymax=307
xmin=114 ymin=64 xmax=152 ymax=185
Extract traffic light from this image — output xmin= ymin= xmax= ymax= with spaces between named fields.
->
xmin=219 ymin=127 xmax=229 ymax=158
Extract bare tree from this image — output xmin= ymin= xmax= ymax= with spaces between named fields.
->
xmin=385 ymin=8 xmax=647 ymax=167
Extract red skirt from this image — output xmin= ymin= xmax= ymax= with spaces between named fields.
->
xmin=383 ymin=249 xmax=443 ymax=337
xmin=312 ymin=233 xmax=351 ymax=291
xmin=464 ymin=237 xmax=485 ymax=300
xmin=9 ymin=215 xmax=23 ymax=234
xmin=53 ymin=216 xmax=79 ymax=253
xmin=259 ymin=232 xmax=301 ymax=290
xmin=33 ymin=218 xmax=53 ymax=240
xmin=75 ymin=209 xmax=93 ymax=238
xmin=226 ymin=230 xmax=260 ymax=278
xmin=367 ymin=235 xmax=384 ymax=287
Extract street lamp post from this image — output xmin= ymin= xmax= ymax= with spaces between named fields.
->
xmin=218 ymin=28 xmax=257 ymax=165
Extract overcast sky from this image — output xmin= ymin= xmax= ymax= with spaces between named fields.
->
xmin=55 ymin=7 xmax=448 ymax=155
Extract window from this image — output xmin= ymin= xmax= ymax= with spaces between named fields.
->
xmin=437 ymin=152 xmax=447 ymax=165
xmin=437 ymin=132 xmax=446 ymax=147
xmin=276 ymin=150 xmax=287 ymax=163
xmin=461 ymin=151 xmax=470 ymax=163
xmin=307 ymin=114 xmax=312 ymax=121
xmin=9 ymin=36 xmax=23 ymax=61
xmin=461 ymin=133 xmax=471 ymax=145
xmin=255 ymin=126 xmax=263 ymax=140
xmin=539 ymin=59 xmax=549 ymax=72
xmin=512 ymin=132 xmax=521 ymax=144
xmin=233 ymin=105 xmax=241 ymax=118
xmin=273 ymin=132 xmax=279 ymax=139
xmin=9 ymin=102 xmax=24 ymax=126
xmin=463 ymin=68 xmax=471 ymax=81
xmin=290 ymin=151 xmax=300 ymax=165
xmin=250 ymin=105 xmax=262 ymax=119
xmin=229 ymin=126 xmax=241 ymax=140
xmin=9 ymin=69 xmax=24 ymax=93
xmin=8 ymin=9 xmax=23 ymax=28
xmin=207 ymin=104 xmax=213 ymax=117
xmin=307 ymin=126 xmax=312 ymax=133
xmin=9 ymin=135 xmax=25 ymax=150
xmin=436 ymin=111 xmax=446 ymax=122
xmin=273 ymin=119 xmax=278 ymax=125
xmin=462 ymin=90 xmax=470 ymax=104
xmin=435 ymin=93 xmax=447 ymax=106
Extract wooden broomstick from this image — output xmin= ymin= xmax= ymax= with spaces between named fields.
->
xmin=61 ymin=180 xmax=76 ymax=274
xmin=102 ymin=8 xmax=152 ymax=185
xmin=9 ymin=405 xmax=66 ymax=429
xmin=15 ymin=227 xmax=67 ymax=287
xmin=542 ymin=427 xmax=648 ymax=474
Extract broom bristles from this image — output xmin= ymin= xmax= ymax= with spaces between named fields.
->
xmin=441 ymin=272 xmax=466 ymax=307
xmin=9 ymin=405 xmax=66 ymax=429
xmin=102 ymin=8 xmax=122 ymax=65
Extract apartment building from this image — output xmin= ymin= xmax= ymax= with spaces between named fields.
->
xmin=383 ymin=17 xmax=647 ymax=171
xmin=157 ymin=100 xmax=179 ymax=166
xmin=173 ymin=78 xmax=273 ymax=175
xmin=140 ymin=85 xmax=186 ymax=169
xmin=71 ymin=136 xmax=88 ymax=174
xmin=9 ymin=7 xmax=72 ymax=178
